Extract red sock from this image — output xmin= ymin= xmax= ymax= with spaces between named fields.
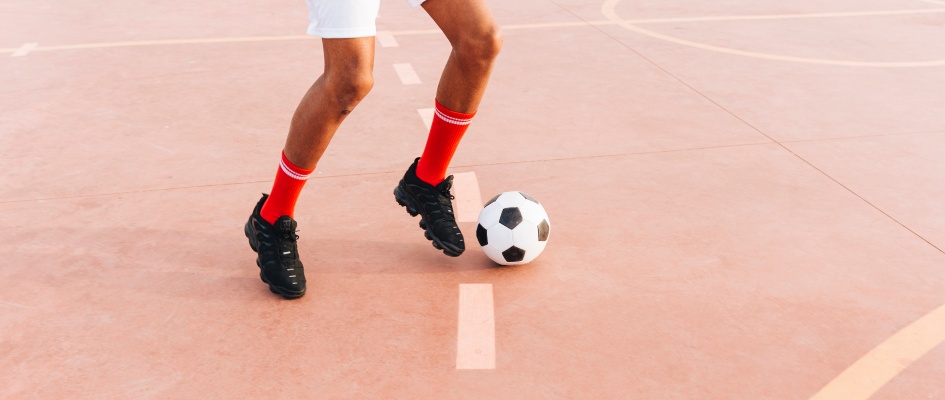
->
xmin=415 ymin=100 xmax=476 ymax=185
xmin=260 ymin=152 xmax=314 ymax=224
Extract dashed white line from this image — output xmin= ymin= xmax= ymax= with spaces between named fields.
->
xmin=456 ymin=284 xmax=496 ymax=369
xmin=451 ymin=172 xmax=483 ymax=223
xmin=393 ymin=63 xmax=422 ymax=85
xmin=376 ymin=31 xmax=399 ymax=47
xmin=417 ymin=108 xmax=434 ymax=130
xmin=12 ymin=43 xmax=38 ymax=57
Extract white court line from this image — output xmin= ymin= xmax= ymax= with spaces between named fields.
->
xmin=603 ymin=0 xmax=945 ymax=67
xmin=12 ymin=43 xmax=38 ymax=57
xmin=393 ymin=63 xmax=421 ymax=85
xmin=808 ymin=303 xmax=945 ymax=400
xmin=5 ymin=7 xmax=945 ymax=55
xmin=392 ymin=7 xmax=945 ymax=35
xmin=417 ymin=108 xmax=434 ymax=130
xmin=625 ymin=7 xmax=945 ymax=24
xmin=451 ymin=172 xmax=483 ymax=223
xmin=376 ymin=31 xmax=399 ymax=47
xmin=26 ymin=35 xmax=312 ymax=53
xmin=456 ymin=284 xmax=496 ymax=369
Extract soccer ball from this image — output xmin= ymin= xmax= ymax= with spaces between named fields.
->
xmin=476 ymin=191 xmax=551 ymax=265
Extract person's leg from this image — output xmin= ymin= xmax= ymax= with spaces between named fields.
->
xmin=393 ymin=0 xmax=502 ymax=257
xmin=260 ymin=37 xmax=375 ymax=223
xmin=423 ymin=0 xmax=502 ymax=113
xmin=284 ymin=38 xmax=376 ymax=169
xmin=246 ymin=37 xmax=375 ymax=299
xmin=414 ymin=0 xmax=502 ymax=185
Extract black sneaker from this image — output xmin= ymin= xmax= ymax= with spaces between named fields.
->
xmin=244 ymin=194 xmax=306 ymax=299
xmin=393 ymin=158 xmax=465 ymax=257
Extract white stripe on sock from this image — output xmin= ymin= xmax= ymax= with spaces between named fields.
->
xmin=280 ymin=159 xmax=311 ymax=181
xmin=435 ymin=107 xmax=473 ymax=126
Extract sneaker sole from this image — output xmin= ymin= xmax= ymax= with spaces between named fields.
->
xmin=244 ymin=219 xmax=306 ymax=299
xmin=393 ymin=183 xmax=464 ymax=257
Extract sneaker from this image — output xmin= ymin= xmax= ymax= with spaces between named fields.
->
xmin=244 ymin=194 xmax=306 ymax=299
xmin=393 ymin=158 xmax=465 ymax=257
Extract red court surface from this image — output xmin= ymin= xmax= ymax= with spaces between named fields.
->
xmin=3 ymin=0 xmax=945 ymax=398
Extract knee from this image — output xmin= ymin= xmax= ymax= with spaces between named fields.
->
xmin=454 ymin=27 xmax=503 ymax=65
xmin=327 ymin=70 xmax=374 ymax=110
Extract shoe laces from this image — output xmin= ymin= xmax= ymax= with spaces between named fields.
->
xmin=277 ymin=228 xmax=299 ymax=255
xmin=421 ymin=179 xmax=456 ymax=222
xmin=257 ymin=219 xmax=301 ymax=261
xmin=280 ymin=228 xmax=299 ymax=242
xmin=437 ymin=187 xmax=455 ymax=203
xmin=435 ymin=176 xmax=455 ymax=201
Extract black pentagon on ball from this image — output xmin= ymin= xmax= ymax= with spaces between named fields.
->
xmin=538 ymin=219 xmax=550 ymax=241
xmin=499 ymin=207 xmax=523 ymax=229
xmin=476 ymin=224 xmax=489 ymax=246
xmin=520 ymin=192 xmax=540 ymax=204
xmin=502 ymin=246 xmax=526 ymax=262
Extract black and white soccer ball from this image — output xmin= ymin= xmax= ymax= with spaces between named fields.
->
xmin=476 ymin=191 xmax=551 ymax=265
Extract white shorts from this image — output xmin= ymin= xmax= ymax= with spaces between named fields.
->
xmin=306 ymin=0 xmax=426 ymax=38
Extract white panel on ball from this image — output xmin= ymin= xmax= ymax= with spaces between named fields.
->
xmin=495 ymin=192 xmax=525 ymax=208
xmin=520 ymin=241 xmax=547 ymax=264
xmin=477 ymin=202 xmax=504 ymax=229
xmin=510 ymin=221 xmax=541 ymax=252
xmin=486 ymin=224 xmax=514 ymax=251
xmin=481 ymin=244 xmax=506 ymax=265
xmin=516 ymin=200 xmax=548 ymax=225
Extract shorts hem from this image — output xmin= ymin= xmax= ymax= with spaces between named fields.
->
xmin=307 ymin=25 xmax=377 ymax=38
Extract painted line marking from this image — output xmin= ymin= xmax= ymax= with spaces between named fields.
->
xmin=393 ymin=8 xmax=945 ymax=34
xmin=12 ymin=43 xmax=38 ymax=57
xmin=451 ymin=172 xmax=483 ymax=223
xmin=626 ymin=7 xmax=945 ymax=24
xmin=417 ymin=108 xmax=434 ymax=130
xmin=603 ymin=0 xmax=945 ymax=67
xmin=391 ymin=21 xmax=615 ymax=36
xmin=376 ymin=31 xmax=399 ymax=47
xmin=0 ymin=35 xmax=313 ymax=54
xmin=809 ymin=303 xmax=945 ymax=400
xmin=393 ymin=63 xmax=421 ymax=85
xmin=456 ymin=284 xmax=495 ymax=369
xmin=4 ymin=7 xmax=945 ymax=55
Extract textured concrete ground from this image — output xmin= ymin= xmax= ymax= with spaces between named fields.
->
xmin=2 ymin=0 xmax=945 ymax=398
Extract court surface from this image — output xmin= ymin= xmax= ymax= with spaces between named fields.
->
xmin=2 ymin=0 xmax=945 ymax=398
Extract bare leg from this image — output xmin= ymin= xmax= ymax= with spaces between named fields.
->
xmin=389 ymin=0 xmax=502 ymax=257
xmin=283 ymin=37 xmax=376 ymax=169
xmin=422 ymin=0 xmax=503 ymax=113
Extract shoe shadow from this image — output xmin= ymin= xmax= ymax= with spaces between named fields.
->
xmin=306 ymin=238 xmax=499 ymax=274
